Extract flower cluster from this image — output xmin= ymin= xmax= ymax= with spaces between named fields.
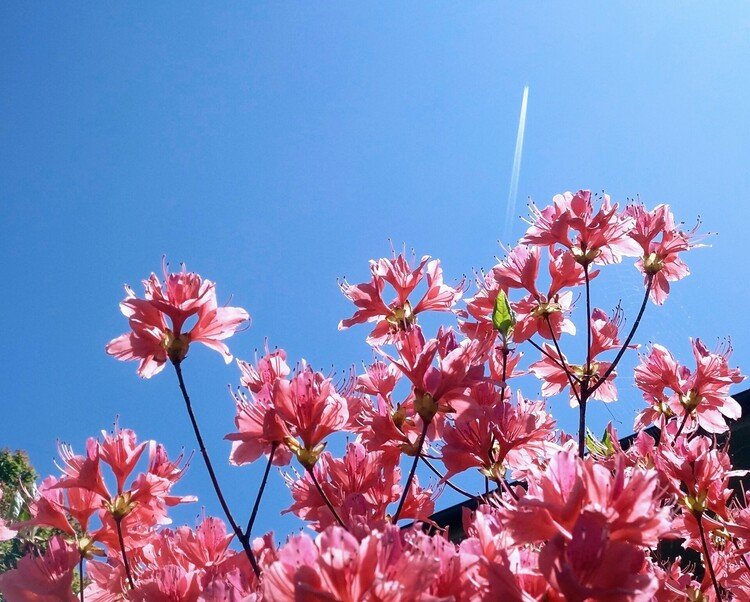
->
xmin=3 ymin=190 xmax=747 ymax=601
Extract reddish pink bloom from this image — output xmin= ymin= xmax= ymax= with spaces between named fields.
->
xmin=284 ymin=443 xmax=403 ymax=532
xmin=635 ymin=339 xmax=744 ymax=434
xmin=522 ymin=190 xmax=641 ymax=266
xmin=383 ymin=326 xmax=486 ymax=422
xmin=538 ymin=512 xmax=659 ymax=601
xmin=0 ymin=535 xmax=79 ymax=601
xmin=237 ymin=346 xmax=290 ymax=395
xmin=227 ymin=348 xmax=294 ymax=466
xmin=626 ymin=203 xmax=703 ymax=305
xmin=529 ymin=343 xmax=617 ymax=405
xmin=501 ymin=450 xmax=670 ymax=548
xmin=98 ymin=424 xmax=148 ymax=494
xmin=339 ymin=252 xmax=464 ymax=345
xmin=490 ymin=244 xmax=586 ymax=343
xmin=130 ymin=565 xmax=201 ymax=602
xmin=174 ymin=517 xmax=234 ymax=570
xmin=106 ymin=262 xmax=248 ymax=377
xmin=443 ymin=388 xmax=557 ymax=481
xmin=272 ymin=363 xmax=349 ymax=466
xmin=263 ymin=525 xmax=441 ymax=601
xmin=226 ymin=390 xmax=293 ymax=467
xmin=654 ymin=434 xmax=741 ymax=519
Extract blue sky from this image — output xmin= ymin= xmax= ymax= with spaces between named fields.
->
xmin=2 ymin=3 xmax=750 ymax=541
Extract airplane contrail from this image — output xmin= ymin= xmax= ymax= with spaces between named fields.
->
xmin=504 ymin=85 xmax=529 ymax=243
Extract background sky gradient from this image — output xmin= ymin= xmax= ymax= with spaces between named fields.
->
xmin=2 ymin=3 xmax=750 ymax=539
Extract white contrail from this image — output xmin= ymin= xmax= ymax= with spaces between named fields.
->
xmin=504 ymin=85 xmax=529 ymax=242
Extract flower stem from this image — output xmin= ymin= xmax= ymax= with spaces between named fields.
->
xmin=578 ymin=264 xmax=593 ymax=458
xmin=306 ymin=464 xmax=347 ymax=529
xmin=115 ymin=517 xmax=135 ymax=590
xmin=672 ymin=411 xmax=691 ymax=444
xmin=244 ymin=443 xmax=277 ymax=540
xmin=577 ymin=398 xmax=588 ymax=459
xmin=393 ymin=420 xmax=429 ymax=522
xmin=697 ymin=512 xmax=723 ymax=601
xmin=588 ymin=275 xmax=653 ymax=397
xmin=420 ymin=455 xmax=476 ymax=500
xmin=527 ymin=338 xmax=581 ymax=383
xmin=171 ymin=361 xmax=261 ymax=577
xmin=78 ymin=554 xmax=85 ymax=602
xmin=543 ymin=315 xmax=582 ymax=405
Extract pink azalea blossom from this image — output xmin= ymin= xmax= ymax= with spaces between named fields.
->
xmin=635 ymin=339 xmax=744 ymax=434
xmin=0 ymin=535 xmax=79 ymax=601
xmin=106 ymin=262 xmax=248 ymax=377
xmin=529 ymin=343 xmax=617 ymax=405
xmin=501 ymin=450 xmax=670 ymax=548
xmin=339 ymin=252 xmax=464 ymax=345
xmin=625 ymin=203 xmax=703 ymax=305
xmin=522 ymin=190 xmax=641 ymax=266
xmin=442 ymin=388 xmax=557 ymax=481
xmin=263 ymin=525 xmax=442 ymax=601
xmin=272 ymin=363 xmax=349 ymax=467
xmin=538 ymin=512 xmax=659 ymax=601
xmin=284 ymin=443 xmax=435 ymax=532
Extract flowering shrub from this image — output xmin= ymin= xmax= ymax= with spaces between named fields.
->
xmin=2 ymin=190 xmax=748 ymax=601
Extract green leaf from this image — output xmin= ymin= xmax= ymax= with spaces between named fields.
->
xmin=492 ymin=290 xmax=515 ymax=338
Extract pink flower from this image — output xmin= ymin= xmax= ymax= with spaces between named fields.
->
xmin=442 ymin=388 xmax=557 ymax=481
xmin=272 ymin=363 xmax=349 ymax=467
xmin=338 ymin=252 xmax=463 ymax=345
xmin=227 ymin=348 xmax=295 ymax=466
xmin=538 ymin=512 xmax=659 ymax=601
xmin=237 ymin=346 xmax=290 ymax=395
xmin=625 ymin=203 xmax=703 ymax=305
xmin=634 ymin=339 xmax=744 ymax=434
xmin=106 ymin=262 xmax=248 ymax=377
xmin=226 ymin=390 xmax=293 ymax=467
xmin=383 ymin=326 xmax=486 ymax=423
xmin=529 ymin=343 xmax=617 ymax=405
xmin=263 ymin=525 xmax=442 ymax=601
xmin=501 ymin=450 xmax=670 ymax=548
xmin=654 ymin=434 xmax=740 ymax=519
xmin=0 ymin=535 xmax=79 ymax=601
xmin=522 ymin=190 xmax=640 ymax=266
xmin=490 ymin=245 xmax=585 ymax=343
xmin=283 ymin=443 xmax=403 ymax=532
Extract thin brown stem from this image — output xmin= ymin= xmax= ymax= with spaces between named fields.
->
xmin=78 ymin=553 xmax=85 ymax=602
xmin=584 ymin=264 xmax=593 ymax=375
xmin=307 ymin=464 xmax=347 ymax=529
xmin=420 ymin=455 xmax=476 ymax=500
xmin=244 ymin=443 xmax=277 ymax=540
xmin=115 ymin=517 xmax=135 ymax=590
xmin=543 ymin=315 xmax=582 ymax=405
xmin=697 ymin=512 xmax=723 ymax=600
xmin=171 ymin=361 xmax=261 ymax=577
xmin=578 ymin=264 xmax=593 ymax=458
xmin=499 ymin=477 xmax=520 ymax=502
xmin=672 ymin=412 xmax=691 ymax=444
xmin=393 ymin=420 xmax=430 ymax=522
xmin=527 ymin=338 xmax=581 ymax=382
xmin=499 ymin=345 xmax=509 ymax=401
xmin=588 ymin=275 xmax=653 ymax=397
xmin=577 ymin=398 xmax=588 ymax=459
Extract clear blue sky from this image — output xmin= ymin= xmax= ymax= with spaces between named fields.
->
xmin=2 ymin=3 xmax=749 ymax=540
